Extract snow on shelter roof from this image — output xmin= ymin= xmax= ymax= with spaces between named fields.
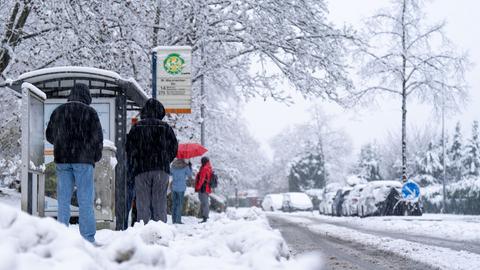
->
xmin=18 ymin=66 xmax=122 ymax=82
xmin=13 ymin=66 xmax=149 ymax=107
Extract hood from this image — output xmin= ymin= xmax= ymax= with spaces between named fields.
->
xmin=202 ymin=161 xmax=212 ymax=170
xmin=140 ymin=98 xmax=165 ymax=120
xmin=172 ymin=159 xmax=188 ymax=169
xmin=67 ymin=83 xmax=92 ymax=105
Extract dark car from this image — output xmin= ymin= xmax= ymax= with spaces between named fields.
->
xmin=332 ymin=187 xmax=352 ymax=216
xmin=357 ymin=180 xmax=423 ymax=217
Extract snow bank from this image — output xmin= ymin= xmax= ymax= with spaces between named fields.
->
xmin=0 ymin=204 xmax=322 ymax=270
xmin=0 ymin=188 xmax=21 ymax=208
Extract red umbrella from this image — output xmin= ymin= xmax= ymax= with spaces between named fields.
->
xmin=176 ymin=143 xmax=208 ymax=159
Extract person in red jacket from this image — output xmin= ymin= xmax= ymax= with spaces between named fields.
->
xmin=195 ymin=157 xmax=213 ymax=223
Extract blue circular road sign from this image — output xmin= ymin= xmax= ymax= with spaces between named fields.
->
xmin=402 ymin=181 xmax=421 ymax=201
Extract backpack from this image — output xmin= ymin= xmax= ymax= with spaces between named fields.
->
xmin=210 ymin=171 xmax=218 ymax=189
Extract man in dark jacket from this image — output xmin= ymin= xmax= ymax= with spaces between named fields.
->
xmin=126 ymin=98 xmax=178 ymax=224
xmin=46 ymin=83 xmax=103 ymax=243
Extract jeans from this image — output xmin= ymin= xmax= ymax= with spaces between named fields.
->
xmin=135 ymin=170 xmax=169 ymax=224
xmin=56 ymin=163 xmax=96 ymax=243
xmin=172 ymin=191 xmax=185 ymax=223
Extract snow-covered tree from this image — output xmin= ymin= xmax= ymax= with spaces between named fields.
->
xmin=448 ymin=122 xmax=464 ymax=181
xmin=463 ymin=121 xmax=480 ymax=177
xmin=270 ymin=106 xmax=352 ymax=189
xmin=0 ymin=88 xmax=21 ymax=186
xmin=356 ymin=142 xmax=382 ymax=181
xmin=288 ymin=151 xmax=326 ymax=192
xmin=414 ymin=141 xmax=443 ymax=186
xmin=1 ymin=0 xmax=357 ymax=190
xmin=379 ymin=124 xmax=439 ymax=180
xmin=350 ymin=0 xmax=469 ymax=180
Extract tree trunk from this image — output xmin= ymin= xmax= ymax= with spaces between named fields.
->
xmin=401 ymin=0 xmax=408 ymax=182
xmin=402 ymin=89 xmax=407 ymax=181
xmin=152 ymin=0 xmax=161 ymax=47
xmin=0 ymin=1 xmax=32 ymax=76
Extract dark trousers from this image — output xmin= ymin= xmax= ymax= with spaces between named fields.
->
xmin=172 ymin=191 xmax=185 ymax=223
xmin=124 ymin=177 xmax=135 ymax=229
xmin=134 ymin=170 xmax=169 ymax=223
xmin=199 ymin=192 xmax=210 ymax=219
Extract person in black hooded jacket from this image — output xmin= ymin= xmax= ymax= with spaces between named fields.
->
xmin=46 ymin=83 xmax=103 ymax=244
xmin=126 ymin=98 xmax=178 ymax=224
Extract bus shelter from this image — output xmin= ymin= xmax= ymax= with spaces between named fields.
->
xmin=6 ymin=66 xmax=148 ymax=230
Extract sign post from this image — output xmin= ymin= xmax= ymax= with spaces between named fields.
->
xmin=151 ymin=46 xmax=192 ymax=114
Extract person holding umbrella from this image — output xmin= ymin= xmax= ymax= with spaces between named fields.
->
xmin=126 ymin=98 xmax=178 ymax=224
xmin=172 ymin=143 xmax=207 ymax=224
xmin=195 ymin=156 xmax=213 ymax=223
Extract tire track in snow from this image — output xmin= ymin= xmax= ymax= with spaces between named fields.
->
xmin=301 ymin=215 xmax=480 ymax=255
xmin=268 ymin=215 xmax=436 ymax=270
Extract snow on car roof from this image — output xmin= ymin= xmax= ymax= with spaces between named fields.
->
xmin=325 ymin=182 xmax=343 ymax=192
xmin=284 ymin=192 xmax=313 ymax=201
xmin=305 ymin=189 xmax=324 ymax=197
xmin=368 ymin=180 xmax=402 ymax=188
xmin=264 ymin=194 xmax=283 ymax=207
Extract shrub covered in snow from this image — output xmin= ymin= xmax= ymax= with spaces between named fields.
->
xmin=422 ymin=178 xmax=480 ymax=214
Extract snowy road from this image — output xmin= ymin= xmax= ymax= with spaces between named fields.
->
xmin=268 ymin=215 xmax=436 ymax=270
xmin=286 ymin=215 xmax=480 ymax=255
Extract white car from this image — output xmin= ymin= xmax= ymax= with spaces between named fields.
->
xmin=281 ymin=192 xmax=313 ymax=212
xmin=357 ymin=180 xmax=402 ymax=217
xmin=319 ymin=191 xmax=337 ymax=215
xmin=341 ymin=184 xmax=367 ymax=216
xmin=261 ymin=194 xmax=283 ymax=211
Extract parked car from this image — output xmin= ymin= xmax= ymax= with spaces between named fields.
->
xmin=357 ymin=180 xmax=403 ymax=217
xmin=281 ymin=192 xmax=313 ymax=212
xmin=332 ymin=187 xmax=353 ymax=216
xmin=305 ymin=189 xmax=323 ymax=211
xmin=319 ymin=190 xmax=337 ymax=215
xmin=261 ymin=193 xmax=284 ymax=211
xmin=341 ymin=184 xmax=366 ymax=216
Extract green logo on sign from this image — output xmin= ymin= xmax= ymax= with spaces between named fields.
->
xmin=163 ymin=53 xmax=185 ymax=75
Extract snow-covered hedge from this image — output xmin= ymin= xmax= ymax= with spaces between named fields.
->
xmin=0 ymin=204 xmax=321 ymax=270
xmin=422 ymin=178 xmax=480 ymax=214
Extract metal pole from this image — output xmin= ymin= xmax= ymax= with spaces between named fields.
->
xmin=235 ymin=185 xmax=238 ymax=209
xmin=200 ymin=42 xmax=206 ymax=146
xmin=152 ymin=52 xmax=157 ymax=99
xmin=442 ymin=88 xmax=447 ymax=213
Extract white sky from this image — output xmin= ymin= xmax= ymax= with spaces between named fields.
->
xmin=243 ymin=0 xmax=480 ymax=160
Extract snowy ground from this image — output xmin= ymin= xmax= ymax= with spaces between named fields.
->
xmin=269 ymin=211 xmax=480 ymax=270
xmin=282 ymin=211 xmax=480 ymax=245
xmin=0 ymin=189 xmax=321 ymax=270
